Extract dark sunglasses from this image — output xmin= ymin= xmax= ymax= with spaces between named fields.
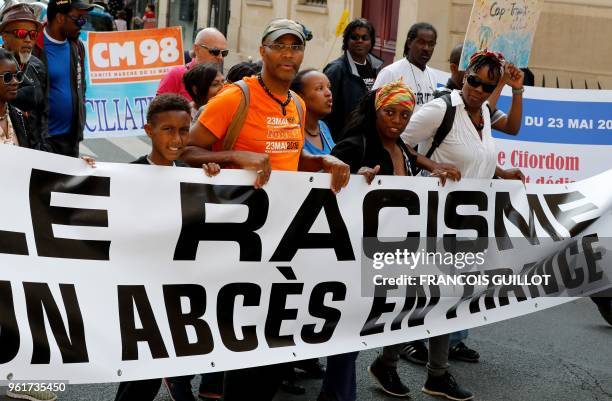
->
xmin=349 ymin=34 xmax=370 ymax=41
xmin=198 ymin=44 xmax=229 ymax=57
xmin=466 ymin=75 xmax=497 ymax=93
xmin=67 ymin=15 xmax=88 ymax=27
xmin=8 ymin=29 xmax=39 ymax=40
xmin=1 ymin=71 xmax=24 ymax=84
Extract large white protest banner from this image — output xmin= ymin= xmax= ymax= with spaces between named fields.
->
xmin=0 ymin=146 xmax=610 ymax=383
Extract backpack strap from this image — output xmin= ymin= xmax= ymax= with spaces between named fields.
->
xmin=289 ymin=90 xmax=304 ymax=127
xmin=425 ymin=93 xmax=455 ymax=159
xmin=413 ymin=93 xmax=456 ymax=174
xmin=222 ymin=80 xmax=250 ymax=151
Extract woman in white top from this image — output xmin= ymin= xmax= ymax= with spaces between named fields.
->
xmin=403 ymin=50 xmax=525 ymax=180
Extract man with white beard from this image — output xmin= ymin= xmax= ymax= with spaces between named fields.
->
xmin=0 ymin=3 xmax=49 ymax=151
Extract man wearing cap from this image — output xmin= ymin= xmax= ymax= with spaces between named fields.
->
xmin=0 ymin=3 xmax=49 ymax=151
xmin=182 ymin=18 xmax=350 ymax=401
xmin=32 ymin=0 xmax=92 ymax=157
xmin=157 ymin=27 xmax=228 ymax=102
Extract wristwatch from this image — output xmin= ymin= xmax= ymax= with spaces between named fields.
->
xmin=512 ymin=87 xmax=525 ymax=95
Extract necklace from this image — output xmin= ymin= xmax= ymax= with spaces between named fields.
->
xmin=257 ymin=74 xmax=291 ymax=116
xmin=468 ymin=108 xmax=484 ymax=131
xmin=0 ymin=106 xmax=8 ymax=121
xmin=408 ymin=61 xmax=433 ymax=99
xmin=305 ymin=127 xmax=320 ymax=137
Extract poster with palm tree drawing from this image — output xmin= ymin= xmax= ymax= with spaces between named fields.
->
xmin=460 ymin=0 xmax=543 ymax=70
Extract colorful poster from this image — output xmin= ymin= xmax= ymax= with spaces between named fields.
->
xmin=460 ymin=0 xmax=543 ymax=70
xmin=83 ymin=28 xmax=185 ymax=139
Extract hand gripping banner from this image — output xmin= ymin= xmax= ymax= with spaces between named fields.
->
xmin=0 ymin=146 xmax=610 ymax=383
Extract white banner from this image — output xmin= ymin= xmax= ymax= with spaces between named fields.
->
xmin=0 ymin=146 xmax=610 ymax=384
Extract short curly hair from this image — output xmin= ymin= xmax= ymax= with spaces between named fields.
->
xmin=146 ymin=94 xmax=191 ymax=124
xmin=467 ymin=50 xmax=504 ymax=81
xmin=342 ymin=18 xmax=375 ymax=52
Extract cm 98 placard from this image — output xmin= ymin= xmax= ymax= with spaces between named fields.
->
xmin=86 ymin=27 xmax=184 ymax=85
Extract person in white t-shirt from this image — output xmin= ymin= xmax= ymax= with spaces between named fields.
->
xmin=114 ymin=10 xmax=128 ymax=31
xmin=373 ymin=22 xmax=437 ymax=112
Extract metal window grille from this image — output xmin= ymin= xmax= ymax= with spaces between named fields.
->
xmin=302 ymin=0 xmax=327 ymax=6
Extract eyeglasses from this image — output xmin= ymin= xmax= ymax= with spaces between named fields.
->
xmin=197 ymin=44 xmax=229 ymax=58
xmin=263 ymin=43 xmax=305 ymax=53
xmin=67 ymin=15 xmax=88 ymax=27
xmin=466 ymin=75 xmax=497 ymax=93
xmin=349 ymin=34 xmax=370 ymax=41
xmin=1 ymin=71 xmax=24 ymax=84
xmin=8 ymin=29 xmax=39 ymax=41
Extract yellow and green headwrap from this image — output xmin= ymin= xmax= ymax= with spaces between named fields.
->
xmin=374 ymin=80 xmax=416 ymax=112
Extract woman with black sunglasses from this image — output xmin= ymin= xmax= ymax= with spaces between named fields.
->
xmin=404 ymin=50 xmax=525 ymax=180
xmin=323 ymin=18 xmax=383 ymax=141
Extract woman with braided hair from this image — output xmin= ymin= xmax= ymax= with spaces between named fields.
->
xmin=395 ymin=50 xmax=525 ymax=401
xmin=404 ymin=50 xmax=525 ymax=180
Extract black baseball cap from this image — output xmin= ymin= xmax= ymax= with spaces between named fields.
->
xmin=48 ymin=0 xmax=94 ymax=14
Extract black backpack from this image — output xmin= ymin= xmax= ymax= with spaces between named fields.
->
xmin=412 ymin=89 xmax=495 ymax=175
xmin=412 ymin=91 xmax=455 ymax=174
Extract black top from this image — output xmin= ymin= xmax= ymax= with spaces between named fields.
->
xmin=355 ymin=61 xmax=376 ymax=91
xmin=331 ymin=132 xmax=416 ymax=176
xmin=14 ymin=56 xmax=49 ymax=151
xmin=323 ymin=52 xmax=384 ymax=141
xmin=132 ymin=155 xmax=189 ymax=167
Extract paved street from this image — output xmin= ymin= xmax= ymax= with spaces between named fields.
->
xmin=1 ymin=298 xmax=609 ymax=401
xmin=1 ymin=139 xmax=609 ymax=401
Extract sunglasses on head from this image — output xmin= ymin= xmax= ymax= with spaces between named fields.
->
xmin=198 ymin=44 xmax=229 ymax=57
xmin=1 ymin=71 xmax=24 ymax=84
xmin=67 ymin=15 xmax=88 ymax=27
xmin=8 ymin=29 xmax=39 ymax=40
xmin=349 ymin=34 xmax=370 ymax=41
xmin=466 ymin=75 xmax=497 ymax=93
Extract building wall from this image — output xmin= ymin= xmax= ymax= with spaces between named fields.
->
xmin=419 ymin=0 xmax=612 ymax=89
xmin=204 ymin=0 xmax=612 ymax=88
xmin=224 ymin=0 xmax=351 ymax=70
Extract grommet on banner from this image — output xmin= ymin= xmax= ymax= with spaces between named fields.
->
xmin=426 ymin=329 xmax=431 ymax=335
xmin=292 ymin=352 xmax=297 ymax=357
xmin=309 ymin=176 xmax=314 ymax=182
xmin=6 ymin=373 xmax=13 ymax=380
xmin=362 ymin=341 xmax=367 ymax=347
xmin=483 ymin=316 xmax=487 ymax=321
xmin=535 ymin=303 xmax=538 ymax=308
xmin=117 ymin=369 xmax=122 ymax=377
xmin=378 ymin=179 xmax=382 ymax=185
xmin=211 ymin=362 xmax=215 ymax=367
xmin=490 ymin=182 xmax=493 ymax=187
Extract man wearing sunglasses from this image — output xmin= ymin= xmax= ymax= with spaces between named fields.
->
xmin=323 ymin=18 xmax=383 ymax=141
xmin=0 ymin=3 xmax=50 ymax=152
xmin=157 ymin=27 xmax=228 ymax=102
xmin=32 ymin=0 xmax=92 ymax=157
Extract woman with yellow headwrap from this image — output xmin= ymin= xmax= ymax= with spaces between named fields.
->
xmin=329 ymin=80 xmax=461 ymax=399
xmin=331 ymin=80 xmax=460 ymax=184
